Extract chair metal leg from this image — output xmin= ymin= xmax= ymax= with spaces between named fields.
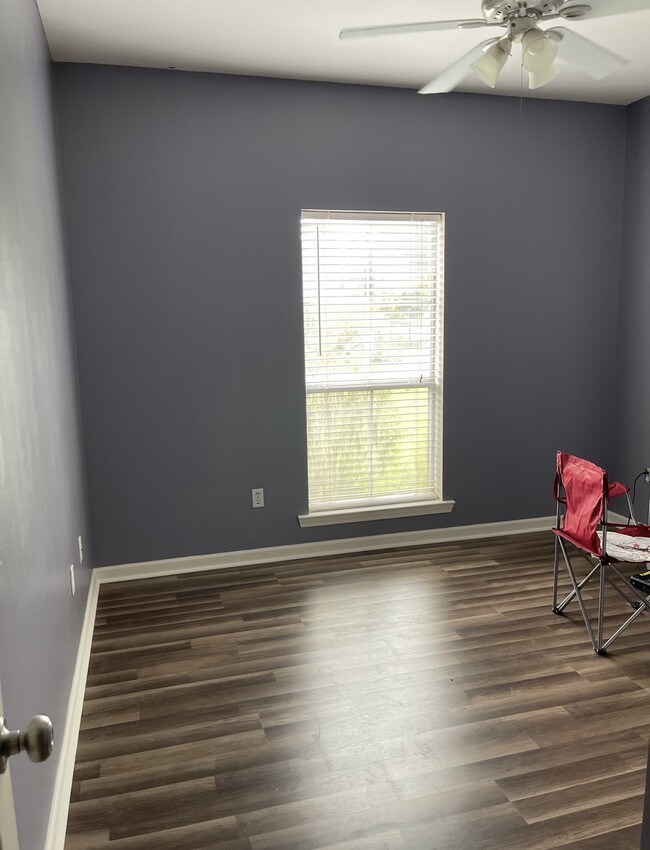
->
xmin=609 ymin=564 xmax=650 ymax=608
xmin=552 ymin=535 xmax=560 ymax=612
xmin=552 ymin=495 xmax=564 ymax=613
xmin=555 ymin=561 xmax=600 ymax=613
xmin=598 ymin=565 xmax=650 ymax=652
xmin=558 ymin=538 xmax=598 ymax=652
xmin=597 ymin=558 xmax=606 ymax=654
xmin=601 ymin=598 xmax=649 ymax=652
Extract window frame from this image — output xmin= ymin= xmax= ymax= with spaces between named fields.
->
xmin=298 ymin=209 xmax=453 ymax=527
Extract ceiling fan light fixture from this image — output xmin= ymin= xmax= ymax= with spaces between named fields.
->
xmin=522 ymin=28 xmax=559 ymax=72
xmin=528 ymin=62 xmax=560 ymax=89
xmin=469 ymin=39 xmax=511 ymax=88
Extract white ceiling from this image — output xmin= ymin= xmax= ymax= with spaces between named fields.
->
xmin=37 ymin=0 xmax=650 ymax=105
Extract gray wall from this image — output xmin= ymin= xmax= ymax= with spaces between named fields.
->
xmin=53 ymin=64 xmax=627 ymax=567
xmin=0 ymin=2 xmax=90 ymax=847
xmin=611 ymin=96 xmax=650 ymax=507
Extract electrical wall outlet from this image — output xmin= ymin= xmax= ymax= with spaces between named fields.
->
xmin=251 ymin=488 xmax=265 ymax=508
xmin=645 ymin=468 xmax=650 ymax=484
xmin=69 ymin=564 xmax=76 ymax=597
xmin=78 ymin=535 xmax=84 ymax=565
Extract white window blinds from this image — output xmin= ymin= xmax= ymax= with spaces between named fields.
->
xmin=301 ymin=210 xmax=445 ymax=511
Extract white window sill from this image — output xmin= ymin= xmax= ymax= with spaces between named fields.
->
xmin=297 ymin=499 xmax=455 ymax=528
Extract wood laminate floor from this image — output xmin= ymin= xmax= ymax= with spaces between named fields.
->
xmin=65 ymin=533 xmax=650 ymax=849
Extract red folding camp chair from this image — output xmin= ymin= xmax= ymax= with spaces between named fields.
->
xmin=552 ymin=451 xmax=650 ymax=654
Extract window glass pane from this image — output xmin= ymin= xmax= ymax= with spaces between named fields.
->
xmin=301 ymin=211 xmax=444 ymax=510
xmin=302 ymin=218 xmax=440 ymax=389
xmin=307 ymin=387 xmax=434 ymax=507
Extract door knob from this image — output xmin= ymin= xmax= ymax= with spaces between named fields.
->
xmin=0 ymin=715 xmax=54 ymax=773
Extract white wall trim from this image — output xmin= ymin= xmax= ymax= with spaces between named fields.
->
xmin=44 ymin=512 xmax=554 ymax=849
xmin=44 ymin=569 xmax=101 ymax=850
xmin=97 ymin=515 xmax=555 ymax=584
xmin=297 ymin=499 xmax=455 ymax=527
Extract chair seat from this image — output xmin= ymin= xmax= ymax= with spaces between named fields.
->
xmin=597 ymin=529 xmax=650 ymax=563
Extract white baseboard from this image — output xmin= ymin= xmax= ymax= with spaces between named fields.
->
xmin=45 ymin=570 xmax=101 ymax=850
xmin=98 ymin=515 xmax=556 ymax=584
xmin=609 ymin=511 xmax=631 ymax=525
xmin=44 ymin=513 xmax=554 ymax=849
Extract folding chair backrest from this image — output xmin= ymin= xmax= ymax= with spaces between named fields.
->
xmin=554 ymin=452 xmax=607 ymax=556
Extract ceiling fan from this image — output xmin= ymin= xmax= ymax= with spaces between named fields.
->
xmin=340 ymin=1 xmax=649 ymax=93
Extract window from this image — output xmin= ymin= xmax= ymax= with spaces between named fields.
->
xmin=299 ymin=210 xmax=449 ymax=525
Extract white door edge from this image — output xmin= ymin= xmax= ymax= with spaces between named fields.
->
xmin=0 ymin=681 xmax=20 ymax=850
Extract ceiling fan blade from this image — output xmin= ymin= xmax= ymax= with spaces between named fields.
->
xmin=548 ymin=27 xmax=629 ymax=80
xmin=418 ymin=38 xmax=501 ymax=94
xmin=559 ymin=0 xmax=650 ymax=19
xmin=339 ymin=19 xmax=489 ymax=40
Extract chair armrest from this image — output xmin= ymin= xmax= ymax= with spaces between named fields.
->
xmin=607 ymin=481 xmax=629 ymax=500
